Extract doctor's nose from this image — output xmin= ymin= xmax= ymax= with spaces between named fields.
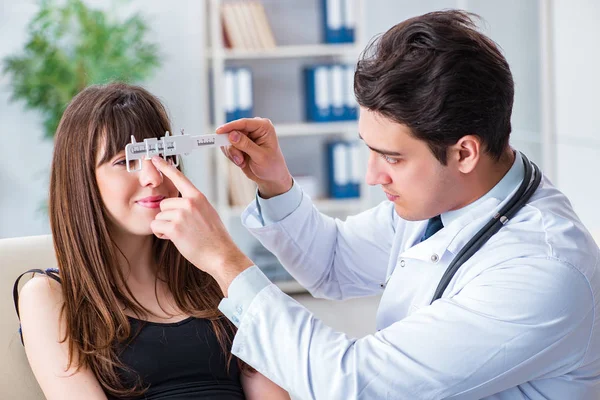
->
xmin=138 ymin=158 xmax=163 ymax=188
xmin=365 ymin=152 xmax=392 ymax=186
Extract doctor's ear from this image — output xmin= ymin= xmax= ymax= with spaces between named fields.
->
xmin=449 ymin=135 xmax=481 ymax=174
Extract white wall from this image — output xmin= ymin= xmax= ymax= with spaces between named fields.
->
xmin=552 ymin=0 xmax=600 ymax=236
xmin=0 ymin=0 xmax=209 ymax=239
xmin=2 ymin=0 xmax=599 ymax=337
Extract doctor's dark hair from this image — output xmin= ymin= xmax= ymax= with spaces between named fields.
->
xmin=354 ymin=10 xmax=514 ymax=164
xmin=49 ymin=82 xmax=247 ymax=397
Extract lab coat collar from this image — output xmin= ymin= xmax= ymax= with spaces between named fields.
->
xmin=401 ymin=151 xmax=525 ymax=262
xmin=441 ymin=150 xmax=525 ymax=228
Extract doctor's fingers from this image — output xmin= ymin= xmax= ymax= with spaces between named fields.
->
xmin=220 ymin=145 xmax=246 ymax=168
xmin=217 ymin=117 xmax=275 ymax=141
xmin=227 ymin=131 xmax=266 ymax=164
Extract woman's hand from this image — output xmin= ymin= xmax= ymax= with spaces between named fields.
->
xmin=150 ymin=156 xmax=253 ymax=295
xmin=218 ymin=118 xmax=293 ymax=199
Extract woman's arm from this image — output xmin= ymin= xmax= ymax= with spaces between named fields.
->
xmin=241 ymin=371 xmax=291 ymax=400
xmin=19 ymin=276 xmax=107 ymax=400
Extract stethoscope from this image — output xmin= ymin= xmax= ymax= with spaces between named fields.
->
xmin=381 ymin=152 xmax=542 ymax=304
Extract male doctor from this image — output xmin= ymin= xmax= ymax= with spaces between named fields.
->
xmin=150 ymin=10 xmax=600 ymax=400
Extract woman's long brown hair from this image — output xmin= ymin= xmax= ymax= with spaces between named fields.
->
xmin=49 ymin=82 xmax=244 ymax=397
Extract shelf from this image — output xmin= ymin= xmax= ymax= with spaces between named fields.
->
xmin=208 ymin=43 xmax=361 ymax=60
xmin=274 ymin=279 xmax=307 ymax=294
xmin=223 ymin=197 xmax=364 ymax=218
xmin=276 ymin=121 xmax=358 ymax=137
xmin=209 ymin=121 xmax=359 ymax=138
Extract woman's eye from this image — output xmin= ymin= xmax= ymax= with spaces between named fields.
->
xmin=114 ymin=159 xmax=137 ymax=169
xmin=380 ymin=153 xmax=399 ymax=164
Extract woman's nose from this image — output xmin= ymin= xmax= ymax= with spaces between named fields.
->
xmin=138 ymin=158 xmax=163 ymax=187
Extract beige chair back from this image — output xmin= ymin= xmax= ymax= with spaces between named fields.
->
xmin=0 ymin=235 xmax=57 ymax=399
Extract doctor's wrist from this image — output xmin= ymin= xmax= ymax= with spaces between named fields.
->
xmin=213 ymin=252 xmax=255 ymax=297
xmin=257 ymin=174 xmax=293 ymax=200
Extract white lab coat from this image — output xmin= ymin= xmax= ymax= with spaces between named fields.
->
xmin=231 ymin=160 xmax=600 ymax=399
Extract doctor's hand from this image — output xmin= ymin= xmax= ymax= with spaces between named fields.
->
xmin=149 ymin=156 xmax=254 ymax=296
xmin=217 ymin=118 xmax=293 ymax=199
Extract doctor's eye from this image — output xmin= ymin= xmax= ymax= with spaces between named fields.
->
xmin=379 ymin=153 xmax=399 ymax=164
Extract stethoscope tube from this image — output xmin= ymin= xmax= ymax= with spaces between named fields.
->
xmin=430 ymin=152 xmax=542 ymax=304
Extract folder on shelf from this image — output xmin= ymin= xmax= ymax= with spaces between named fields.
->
xmin=304 ymin=65 xmax=332 ymax=122
xmin=224 ymin=68 xmax=237 ymax=122
xmin=223 ymin=67 xmax=253 ymax=122
xmin=349 ymin=140 xmax=361 ymax=196
xmin=327 ymin=140 xmax=360 ymax=198
xmin=322 ymin=0 xmax=353 ymax=44
xmin=344 ymin=64 xmax=358 ymax=120
xmin=330 ymin=64 xmax=346 ymax=120
xmin=341 ymin=0 xmax=356 ymax=43
xmin=236 ymin=67 xmax=253 ymax=119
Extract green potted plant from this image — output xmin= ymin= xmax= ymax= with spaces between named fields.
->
xmin=2 ymin=0 xmax=161 ymax=139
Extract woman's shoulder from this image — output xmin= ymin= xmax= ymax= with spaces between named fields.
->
xmin=18 ymin=269 xmax=64 ymax=318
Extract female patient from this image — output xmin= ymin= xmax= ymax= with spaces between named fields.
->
xmin=17 ymin=83 xmax=289 ymax=400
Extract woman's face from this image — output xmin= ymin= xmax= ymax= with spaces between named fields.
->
xmin=95 ymin=144 xmax=179 ymax=237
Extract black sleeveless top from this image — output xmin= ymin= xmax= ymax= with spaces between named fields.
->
xmin=14 ymin=268 xmax=245 ymax=400
xmin=112 ymin=316 xmax=245 ymax=400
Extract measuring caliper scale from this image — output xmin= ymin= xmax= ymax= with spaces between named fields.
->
xmin=125 ymin=130 xmax=230 ymax=172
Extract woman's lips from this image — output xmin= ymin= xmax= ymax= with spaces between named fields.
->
xmin=136 ymin=195 xmax=165 ymax=209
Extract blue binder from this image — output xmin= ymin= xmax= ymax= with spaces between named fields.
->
xmin=344 ymin=64 xmax=358 ymax=120
xmin=305 ymin=65 xmax=332 ymax=122
xmin=330 ymin=64 xmax=346 ymax=120
xmin=224 ymin=68 xmax=237 ymax=122
xmin=327 ymin=141 xmax=360 ymax=198
xmin=321 ymin=0 xmax=345 ymax=43
xmin=341 ymin=0 xmax=356 ymax=43
xmin=236 ymin=67 xmax=253 ymax=119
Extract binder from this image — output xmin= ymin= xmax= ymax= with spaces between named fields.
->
xmin=348 ymin=141 xmax=361 ymax=197
xmin=224 ymin=68 xmax=237 ymax=122
xmin=236 ymin=67 xmax=253 ymax=119
xmin=330 ymin=64 xmax=346 ymax=120
xmin=322 ymin=0 xmax=344 ymax=43
xmin=342 ymin=0 xmax=356 ymax=43
xmin=344 ymin=64 xmax=358 ymax=120
xmin=304 ymin=65 xmax=332 ymax=122
xmin=327 ymin=141 xmax=360 ymax=198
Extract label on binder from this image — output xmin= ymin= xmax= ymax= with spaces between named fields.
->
xmin=237 ymin=68 xmax=253 ymax=118
xmin=331 ymin=65 xmax=345 ymax=118
xmin=333 ymin=143 xmax=349 ymax=185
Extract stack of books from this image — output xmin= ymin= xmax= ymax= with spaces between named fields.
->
xmin=221 ymin=1 xmax=277 ymax=49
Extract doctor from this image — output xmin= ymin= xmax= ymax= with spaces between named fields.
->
xmin=150 ymin=10 xmax=600 ymax=400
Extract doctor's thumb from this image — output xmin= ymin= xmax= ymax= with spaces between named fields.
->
xmin=228 ymin=130 xmax=263 ymax=162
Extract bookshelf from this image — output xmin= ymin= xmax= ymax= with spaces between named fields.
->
xmin=203 ymin=0 xmax=368 ymax=292
xmin=207 ymin=43 xmax=361 ymax=59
